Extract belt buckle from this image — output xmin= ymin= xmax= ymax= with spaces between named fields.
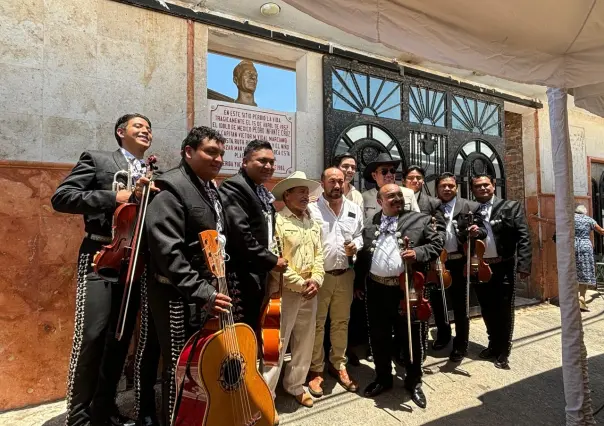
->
xmin=86 ymin=232 xmax=111 ymax=243
xmin=155 ymin=274 xmax=171 ymax=285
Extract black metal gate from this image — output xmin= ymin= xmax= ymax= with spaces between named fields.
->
xmin=323 ymin=56 xmax=506 ymax=197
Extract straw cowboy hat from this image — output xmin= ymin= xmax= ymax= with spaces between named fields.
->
xmin=271 ymin=171 xmax=320 ymax=201
xmin=362 ymin=152 xmax=401 ymax=184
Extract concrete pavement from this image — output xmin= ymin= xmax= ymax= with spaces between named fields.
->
xmin=2 ymin=290 xmax=604 ymax=426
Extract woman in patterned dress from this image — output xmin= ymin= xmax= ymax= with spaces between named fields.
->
xmin=574 ymin=205 xmax=604 ymax=312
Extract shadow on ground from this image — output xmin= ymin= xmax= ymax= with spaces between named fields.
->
xmin=422 ymin=353 xmax=604 ymax=426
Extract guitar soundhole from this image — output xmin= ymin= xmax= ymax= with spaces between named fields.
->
xmin=219 ymin=353 xmax=246 ymax=392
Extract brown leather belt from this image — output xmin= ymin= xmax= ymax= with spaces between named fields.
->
xmin=155 ymin=274 xmax=171 ymax=285
xmin=484 ymin=256 xmax=513 ymax=265
xmin=84 ymin=232 xmax=112 ymax=243
xmin=369 ymin=273 xmax=399 ymax=286
xmin=326 ymin=269 xmax=348 ymax=276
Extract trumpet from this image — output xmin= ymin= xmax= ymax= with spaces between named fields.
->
xmin=112 ymin=165 xmax=133 ymax=192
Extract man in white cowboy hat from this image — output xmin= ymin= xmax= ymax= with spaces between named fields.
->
xmin=362 ymin=153 xmax=419 ymax=220
xmin=263 ymin=171 xmax=325 ymax=412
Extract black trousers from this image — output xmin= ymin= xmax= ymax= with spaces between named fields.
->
xmin=148 ymin=281 xmax=198 ymax=426
xmin=347 ymin=297 xmax=370 ymax=348
xmin=366 ymin=279 xmax=424 ymax=390
xmin=473 ymin=259 xmax=516 ymax=357
xmin=430 ymin=258 xmax=470 ymax=352
xmin=66 ymin=239 xmax=160 ymax=426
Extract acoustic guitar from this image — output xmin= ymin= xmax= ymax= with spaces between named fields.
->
xmin=173 ymin=230 xmax=275 ymax=426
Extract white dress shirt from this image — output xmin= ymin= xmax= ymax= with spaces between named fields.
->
xmin=370 ymin=233 xmax=404 ymax=277
xmin=442 ymin=197 xmax=458 ymax=253
xmin=120 ymin=147 xmax=146 ymax=184
xmin=309 ymin=196 xmax=364 ymax=271
xmin=480 ymin=196 xmax=499 ymax=258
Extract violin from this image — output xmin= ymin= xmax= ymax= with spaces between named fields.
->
xmin=92 ymin=155 xmax=158 ymax=339
xmin=260 ymin=235 xmax=283 ymax=366
xmin=426 ymin=216 xmax=451 ymax=325
xmin=399 ymin=237 xmax=432 ymax=363
xmin=462 ymin=211 xmax=492 ymax=283
xmin=426 ymin=217 xmax=452 ymax=288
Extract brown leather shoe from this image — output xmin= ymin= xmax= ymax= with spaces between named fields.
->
xmin=295 ymin=392 xmax=313 ymax=407
xmin=307 ymin=372 xmax=324 ymax=397
xmin=328 ymin=364 xmax=359 ymax=392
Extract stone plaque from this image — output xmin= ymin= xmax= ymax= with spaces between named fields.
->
xmin=209 ymin=100 xmax=296 ymax=177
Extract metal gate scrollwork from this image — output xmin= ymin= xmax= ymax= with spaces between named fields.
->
xmin=323 ymin=55 xmax=507 ymax=198
xmin=333 ymin=122 xmax=406 ymax=190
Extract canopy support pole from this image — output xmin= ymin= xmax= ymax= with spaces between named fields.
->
xmin=546 ymin=87 xmax=595 ymax=425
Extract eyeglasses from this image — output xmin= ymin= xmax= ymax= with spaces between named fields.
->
xmin=380 ymin=168 xmax=397 ymax=176
xmin=406 ymin=176 xmax=424 ymax=181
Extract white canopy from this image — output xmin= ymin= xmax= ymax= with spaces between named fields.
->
xmin=282 ymin=0 xmax=604 ymax=117
xmin=280 ymin=1 xmax=603 ymax=424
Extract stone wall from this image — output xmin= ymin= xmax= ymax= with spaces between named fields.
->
xmin=504 ymin=111 xmax=531 ymax=297
xmin=504 ymin=111 xmax=525 ymax=203
xmin=0 ymin=0 xmax=325 ymax=411
xmin=0 ymin=162 xmax=78 ymax=410
xmin=1 ymin=0 xmax=190 ymax=169
xmin=0 ymin=0 xmax=191 ymax=411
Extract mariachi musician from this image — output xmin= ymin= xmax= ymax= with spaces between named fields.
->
xmin=219 ymin=139 xmax=288 ymax=333
xmin=355 ymin=184 xmax=441 ymax=409
xmin=471 ymin=174 xmax=532 ymax=370
xmin=51 ymin=114 xmax=161 ymax=426
xmin=402 ymin=165 xmax=446 ymax=359
xmin=432 ymin=172 xmax=486 ymax=362
xmin=145 ymin=127 xmax=232 ymax=426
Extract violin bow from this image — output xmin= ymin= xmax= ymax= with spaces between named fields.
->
xmin=115 ymin=156 xmax=158 ymax=340
xmin=403 ymin=237 xmax=414 ymax=364
xmin=433 ymin=217 xmax=449 ymax=325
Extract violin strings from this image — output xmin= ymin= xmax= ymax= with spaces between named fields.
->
xmin=214 ymin=249 xmax=240 ymax=424
xmin=222 ymin=274 xmax=253 ymax=422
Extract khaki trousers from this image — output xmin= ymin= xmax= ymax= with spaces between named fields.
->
xmin=263 ymin=289 xmax=318 ymax=397
xmin=310 ymin=269 xmax=354 ymax=372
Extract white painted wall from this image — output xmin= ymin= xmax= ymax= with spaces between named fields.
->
xmin=294 ymin=52 xmax=324 ymax=180
xmin=538 ymin=97 xmax=604 ymax=195
xmin=521 ymin=111 xmax=538 ymax=197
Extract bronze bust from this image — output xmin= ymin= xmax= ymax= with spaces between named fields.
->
xmin=233 ymin=60 xmax=258 ymax=106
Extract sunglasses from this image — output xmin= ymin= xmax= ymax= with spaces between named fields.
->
xmin=379 ymin=168 xmax=397 ymax=176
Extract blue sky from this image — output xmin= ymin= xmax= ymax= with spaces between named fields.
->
xmin=207 ymin=53 xmax=297 ymax=112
